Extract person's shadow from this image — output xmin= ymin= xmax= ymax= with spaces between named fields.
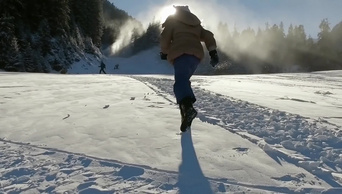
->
xmin=176 ymin=131 xmax=213 ymax=194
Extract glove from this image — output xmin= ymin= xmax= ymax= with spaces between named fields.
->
xmin=160 ymin=52 xmax=167 ymax=60
xmin=209 ymin=50 xmax=219 ymax=67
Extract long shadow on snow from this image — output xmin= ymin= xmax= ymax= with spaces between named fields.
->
xmin=176 ymin=131 xmax=213 ymax=194
xmin=132 ymin=76 xmax=342 ymax=188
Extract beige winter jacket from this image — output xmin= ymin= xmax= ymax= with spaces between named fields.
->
xmin=160 ymin=9 xmax=217 ymax=64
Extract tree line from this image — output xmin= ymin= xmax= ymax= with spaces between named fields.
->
xmin=0 ymin=0 xmax=341 ymax=74
xmin=129 ymin=18 xmax=342 ymax=75
xmin=0 ymin=0 xmax=138 ymax=73
xmin=213 ymin=19 xmax=342 ymax=74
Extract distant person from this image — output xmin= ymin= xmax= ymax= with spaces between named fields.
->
xmin=159 ymin=5 xmax=219 ymax=132
xmin=114 ymin=64 xmax=119 ymax=70
xmin=99 ymin=61 xmax=106 ymax=74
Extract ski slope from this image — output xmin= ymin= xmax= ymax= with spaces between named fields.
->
xmin=1 ymin=48 xmax=342 ymax=193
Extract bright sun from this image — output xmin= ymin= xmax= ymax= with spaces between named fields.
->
xmin=159 ymin=6 xmax=176 ymax=23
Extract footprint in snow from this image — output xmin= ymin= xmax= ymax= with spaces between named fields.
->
xmin=233 ymin=147 xmax=249 ymax=154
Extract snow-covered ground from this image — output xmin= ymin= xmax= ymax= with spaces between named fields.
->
xmin=1 ymin=48 xmax=342 ymax=193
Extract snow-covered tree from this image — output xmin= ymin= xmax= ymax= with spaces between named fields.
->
xmin=0 ymin=15 xmax=20 ymax=70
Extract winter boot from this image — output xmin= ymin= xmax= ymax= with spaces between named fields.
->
xmin=179 ymin=98 xmax=197 ymax=132
xmin=179 ymin=104 xmax=185 ymax=123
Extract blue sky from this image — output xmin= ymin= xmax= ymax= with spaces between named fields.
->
xmin=110 ymin=0 xmax=342 ymax=38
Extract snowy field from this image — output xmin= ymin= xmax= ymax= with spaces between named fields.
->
xmin=1 ymin=48 xmax=342 ymax=193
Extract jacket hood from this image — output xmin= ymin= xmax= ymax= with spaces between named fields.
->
xmin=162 ymin=9 xmax=201 ymax=27
xmin=177 ymin=10 xmax=201 ymax=26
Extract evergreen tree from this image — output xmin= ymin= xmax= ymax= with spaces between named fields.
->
xmin=47 ymin=0 xmax=71 ymax=36
xmin=330 ymin=22 xmax=342 ymax=67
xmin=0 ymin=0 xmax=23 ymax=19
xmin=71 ymin=0 xmax=103 ymax=47
xmin=38 ymin=19 xmax=52 ymax=56
xmin=317 ymin=19 xmax=336 ymax=69
xmin=293 ymin=25 xmax=306 ymax=46
xmin=0 ymin=15 xmax=19 ymax=70
xmin=270 ymin=23 xmax=286 ymax=70
xmin=23 ymin=43 xmax=35 ymax=72
xmin=130 ymin=22 xmax=161 ymax=55
xmin=318 ymin=18 xmax=331 ymax=46
xmin=287 ymin=24 xmax=294 ymax=41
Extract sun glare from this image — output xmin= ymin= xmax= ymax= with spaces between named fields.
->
xmin=159 ymin=6 xmax=176 ymax=23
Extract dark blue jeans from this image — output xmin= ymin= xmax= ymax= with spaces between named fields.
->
xmin=173 ymin=54 xmax=200 ymax=104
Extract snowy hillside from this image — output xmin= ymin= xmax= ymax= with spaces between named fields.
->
xmin=67 ymin=47 xmax=174 ymax=75
xmin=1 ymin=48 xmax=342 ymax=193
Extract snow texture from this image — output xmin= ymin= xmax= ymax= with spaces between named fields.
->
xmin=0 ymin=47 xmax=342 ymax=193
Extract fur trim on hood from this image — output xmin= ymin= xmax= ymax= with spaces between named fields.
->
xmin=162 ymin=5 xmax=201 ymax=27
xmin=173 ymin=5 xmax=190 ymax=12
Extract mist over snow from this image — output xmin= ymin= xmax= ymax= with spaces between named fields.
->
xmin=128 ymin=0 xmax=342 ymax=39
xmin=110 ymin=0 xmax=342 ymax=74
xmin=1 ymin=46 xmax=342 ymax=193
xmin=109 ymin=19 xmax=144 ymax=55
xmin=68 ymin=47 xmax=174 ymax=75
